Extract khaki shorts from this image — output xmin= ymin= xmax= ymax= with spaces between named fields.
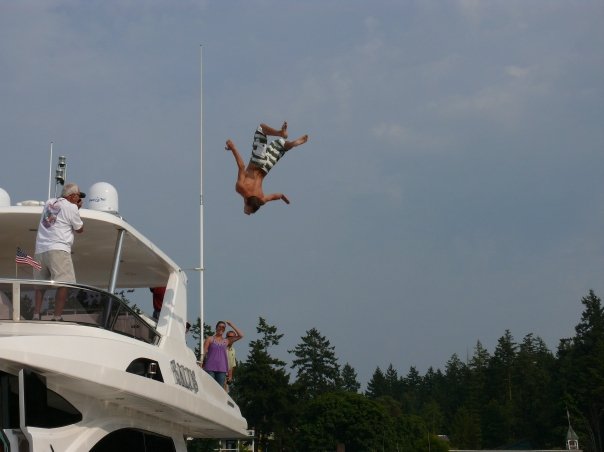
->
xmin=34 ymin=250 xmax=76 ymax=283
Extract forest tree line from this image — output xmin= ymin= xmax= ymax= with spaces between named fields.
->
xmin=188 ymin=290 xmax=604 ymax=452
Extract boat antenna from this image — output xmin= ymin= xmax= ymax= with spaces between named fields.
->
xmin=199 ymin=44 xmax=205 ymax=360
xmin=47 ymin=142 xmax=53 ymax=199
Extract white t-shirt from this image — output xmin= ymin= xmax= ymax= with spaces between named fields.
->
xmin=35 ymin=197 xmax=83 ymax=254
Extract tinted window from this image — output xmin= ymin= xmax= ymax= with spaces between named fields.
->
xmin=90 ymin=429 xmax=176 ymax=452
xmin=23 ymin=370 xmax=82 ymax=428
xmin=1 ymin=370 xmax=82 ymax=430
xmin=0 ymin=372 xmax=20 ymax=429
xmin=126 ymin=359 xmax=164 ymax=382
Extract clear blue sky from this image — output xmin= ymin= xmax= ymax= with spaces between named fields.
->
xmin=1 ymin=0 xmax=603 ymax=387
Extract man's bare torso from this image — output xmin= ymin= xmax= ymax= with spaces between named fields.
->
xmin=235 ymin=164 xmax=265 ymax=200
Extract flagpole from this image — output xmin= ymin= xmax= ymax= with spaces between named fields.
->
xmin=199 ymin=45 xmax=205 ymax=360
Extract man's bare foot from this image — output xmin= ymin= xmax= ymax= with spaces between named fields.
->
xmin=284 ymin=134 xmax=308 ymax=150
xmin=279 ymin=121 xmax=288 ymax=139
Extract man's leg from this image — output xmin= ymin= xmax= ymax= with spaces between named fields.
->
xmin=284 ymin=134 xmax=309 ymax=151
xmin=257 ymin=133 xmax=310 ymax=175
xmin=47 ymin=251 xmax=75 ymax=320
xmin=33 ymin=253 xmax=48 ymax=319
xmin=54 ymin=287 xmax=68 ymax=319
xmin=260 ymin=122 xmax=288 ymax=139
xmin=34 ymin=289 xmax=45 ymax=319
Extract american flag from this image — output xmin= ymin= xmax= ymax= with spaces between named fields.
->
xmin=15 ymin=247 xmax=41 ymax=270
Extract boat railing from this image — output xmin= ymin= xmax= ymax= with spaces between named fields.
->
xmin=0 ymin=279 xmax=160 ymax=345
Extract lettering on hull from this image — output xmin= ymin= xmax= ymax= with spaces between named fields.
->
xmin=170 ymin=360 xmax=199 ymax=393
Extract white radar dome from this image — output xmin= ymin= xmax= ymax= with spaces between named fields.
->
xmin=88 ymin=182 xmax=119 ymax=213
xmin=0 ymin=188 xmax=10 ymax=207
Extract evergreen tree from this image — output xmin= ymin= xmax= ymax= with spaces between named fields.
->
xmin=384 ymin=363 xmax=401 ymax=400
xmin=558 ymin=290 xmax=604 ymax=452
xmin=480 ymin=398 xmax=511 ymax=448
xmin=490 ymin=329 xmax=517 ymax=404
xmin=401 ymin=366 xmax=422 ymax=412
xmin=420 ymin=367 xmax=439 ymax=402
xmin=483 ymin=330 xmax=517 ymax=447
xmin=340 ymin=362 xmax=361 ymax=393
xmin=421 ymin=399 xmax=445 ymax=436
xmin=468 ymin=340 xmax=490 ymax=440
xmin=443 ymin=354 xmax=468 ymax=414
xmin=289 ymin=327 xmax=341 ymax=398
xmin=186 ymin=438 xmax=219 ymax=452
xmin=366 ymin=366 xmax=386 ymax=399
xmin=220 ymin=294 xmax=604 ymax=450
xmin=419 ymin=367 xmax=447 ymax=435
xmin=450 ymin=405 xmax=481 ymax=449
xmin=234 ymin=318 xmax=293 ymax=450
xmin=513 ymin=333 xmax=557 ymax=447
xmin=391 ymin=413 xmax=449 ymax=452
xmin=295 ymin=392 xmax=396 ymax=450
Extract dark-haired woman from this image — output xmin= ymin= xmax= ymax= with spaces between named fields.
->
xmin=203 ymin=320 xmax=243 ymax=388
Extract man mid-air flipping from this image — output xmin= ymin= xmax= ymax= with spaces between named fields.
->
xmin=225 ymin=121 xmax=308 ymax=215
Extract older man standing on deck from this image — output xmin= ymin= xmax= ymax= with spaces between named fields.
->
xmin=33 ymin=182 xmax=85 ymax=321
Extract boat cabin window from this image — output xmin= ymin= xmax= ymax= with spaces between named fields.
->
xmin=0 ymin=372 xmax=19 ymax=429
xmin=126 ymin=358 xmax=164 ymax=382
xmin=23 ymin=369 xmax=82 ymax=428
xmin=0 ymin=370 xmax=82 ymax=430
xmin=90 ymin=428 xmax=176 ymax=452
xmin=0 ymin=289 xmax=11 ymax=320
xmin=0 ymin=281 xmax=160 ymax=345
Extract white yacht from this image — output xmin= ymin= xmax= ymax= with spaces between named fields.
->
xmin=0 ymin=183 xmax=247 ymax=451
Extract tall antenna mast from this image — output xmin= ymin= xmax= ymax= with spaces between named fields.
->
xmin=199 ymin=45 xmax=205 ymax=360
xmin=48 ymin=142 xmax=54 ymax=199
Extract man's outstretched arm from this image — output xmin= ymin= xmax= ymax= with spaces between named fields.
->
xmin=264 ymin=193 xmax=290 ymax=204
xmin=225 ymin=139 xmax=246 ymax=171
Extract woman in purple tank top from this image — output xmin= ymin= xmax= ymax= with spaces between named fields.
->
xmin=203 ymin=320 xmax=243 ymax=388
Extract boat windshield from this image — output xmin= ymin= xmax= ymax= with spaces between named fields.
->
xmin=0 ymin=279 xmax=160 ymax=345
